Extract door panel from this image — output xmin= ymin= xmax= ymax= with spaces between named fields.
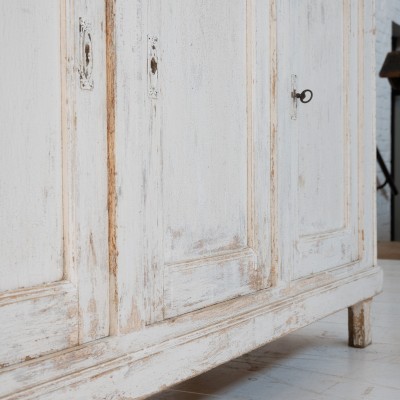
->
xmin=0 ymin=0 xmax=108 ymax=367
xmin=278 ymin=0 xmax=362 ymax=279
xmin=0 ymin=0 xmax=63 ymax=292
xmin=145 ymin=0 xmax=272 ymax=321
xmin=296 ymin=2 xmax=347 ymax=238
xmin=161 ymin=1 xmax=248 ymax=264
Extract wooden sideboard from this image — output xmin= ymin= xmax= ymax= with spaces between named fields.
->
xmin=0 ymin=1 xmax=382 ymax=399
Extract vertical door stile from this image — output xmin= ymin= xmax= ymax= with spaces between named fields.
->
xmin=74 ymin=0 xmax=110 ymax=343
xmin=246 ymin=0 xmax=255 ymax=255
xmin=63 ymin=0 xmax=77 ymax=286
xmin=268 ymin=0 xmax=280 ymax=287
xmin=144 ymin=0 xmax=163 ymax=325
xmin=357 ymin=0 xmax=366 ymax=263
xmin=107 ymin=0 xmax=118 ymax=336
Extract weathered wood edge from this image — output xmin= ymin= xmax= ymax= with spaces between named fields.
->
xmin=0 ymin=283 xmax=78 ymax=368
xmin=348 ymin=297 xmax=372 ymax=348
xmin=106 ymin=0 xmax=119 ymax=337
xmin=0 ymin=266 xmax=382 ymax=399
xmin=74 ymin=0 xmax=110 ymax=345
xmin=0 ymin=281 xmax=75 ymax=307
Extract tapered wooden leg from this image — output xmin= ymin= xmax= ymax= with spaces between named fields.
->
xmin=348 ymin=298 xmax=372 ymax=348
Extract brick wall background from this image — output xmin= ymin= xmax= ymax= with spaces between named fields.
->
xmin=375 ymin=1 xmax=400 ymax=240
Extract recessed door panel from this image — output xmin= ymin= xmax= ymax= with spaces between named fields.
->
xmin=161 ymin=2 xmax=248 ymax=264
xmin=144 ymin=0 xmax=272 ymax=321
xmin=296 ymin=2 xmax=346 ymax=237
xmin=0 ymin=0 xmax=63 ymax=292
xmin=278 ymin=0 xmax=361 ymax=279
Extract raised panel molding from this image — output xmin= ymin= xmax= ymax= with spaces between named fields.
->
xmin=0 ymin=1 xmax=381 ymax=399
xmin=277 ymin=0 xmax=365 ymax=279
xmin=0 ymin=0 xmax=109 ymax=367
xmin=0 ymin=282 xmax=78 ymax=368
xmin=112 ymin=0 xmax=274 ymax=325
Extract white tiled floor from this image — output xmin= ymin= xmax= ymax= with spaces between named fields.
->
xmin=149 ymin=260 xmax=400 ymax=400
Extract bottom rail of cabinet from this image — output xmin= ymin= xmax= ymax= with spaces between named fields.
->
xmin=0 ymin=266 xmax=383 ymax=400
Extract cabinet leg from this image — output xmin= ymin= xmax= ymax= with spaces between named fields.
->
xmin=348 ymin=298 xmax=372 ymax=348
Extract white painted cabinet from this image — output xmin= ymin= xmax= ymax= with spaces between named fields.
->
xmin=0 ymin=0 xmax=109 ymax=369
xmin=0 ymin=1 xmax=382 ymax=399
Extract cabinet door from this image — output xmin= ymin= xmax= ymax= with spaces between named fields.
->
xmin=0 ymin=0 xmax=108 ymax=367
xmin=141 ymin=0 xmax=272 ymax=322
xmin=277 ymin=1 xmax=363 ymax=279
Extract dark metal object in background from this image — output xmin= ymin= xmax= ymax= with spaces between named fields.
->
xmin=379 ymin=25 xmax=400 ymax=239
xmin=380 ymin=51 xmax=400 ymax=90
xmin=377 ymin=148 xmax=399 ymax=195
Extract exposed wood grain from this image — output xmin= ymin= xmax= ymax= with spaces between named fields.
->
xmin=106 ymin=0 xmax=118 ymax=336
xmin=348 ymin=298 xmax=372 ymax=348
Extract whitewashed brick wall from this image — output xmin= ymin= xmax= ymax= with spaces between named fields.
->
xmin=375 ymin=1 xmax=400 ymax=240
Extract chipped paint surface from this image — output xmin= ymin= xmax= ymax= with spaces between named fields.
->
xmin=136 ymin=0 xmax=274 ymax=324
xmin=0 ymin=0 xmax=109 ymax=367
xmin=0 ymin=0 xmax=381 ymax=399
xmin=0 ymin=268 xmax=383 ymax=399
xmin=276 ymin=0 xmax=363 ymax=280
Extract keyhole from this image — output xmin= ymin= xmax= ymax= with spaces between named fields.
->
xmin=151 ymin=57 xmax=157 ymax=74
xmin=85 ymin=43 xmax=91 ymax=66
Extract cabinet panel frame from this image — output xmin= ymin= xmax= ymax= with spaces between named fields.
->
xmin=276 ymin=0 xmax=372 ymax=281
xmin=0 ymin=0 xmax=109 ymax=368
xmin=111 ymin=0 xmax=276 ymax=330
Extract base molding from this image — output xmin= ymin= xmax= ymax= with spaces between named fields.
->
xmin=1 ymin=267 xmax=383 ymax=400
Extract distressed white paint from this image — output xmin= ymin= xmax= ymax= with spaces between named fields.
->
xmin=0 ymin=283 xmax=78 ymax=367
xmin=0 ymin=268 xmax=383 ymax=400
xmin=150 ymin=261 xmax=400 ymax=400
xmin=0 ymin=0 xmax=109 ymax=367
xmin=138 ymin=0 xmax=273 ymax=323
xmin=0 ymin=0 xmax=63 ymax=292
xmin=73 ymin=0 xmax=110 ymax=344
xmin=277 ymin=0 xmax=363 ymax=279
xmin=0 ymin=1 xmax=381 ymax=399
xmin=160 ymin=0 xmax=248 ymax=264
